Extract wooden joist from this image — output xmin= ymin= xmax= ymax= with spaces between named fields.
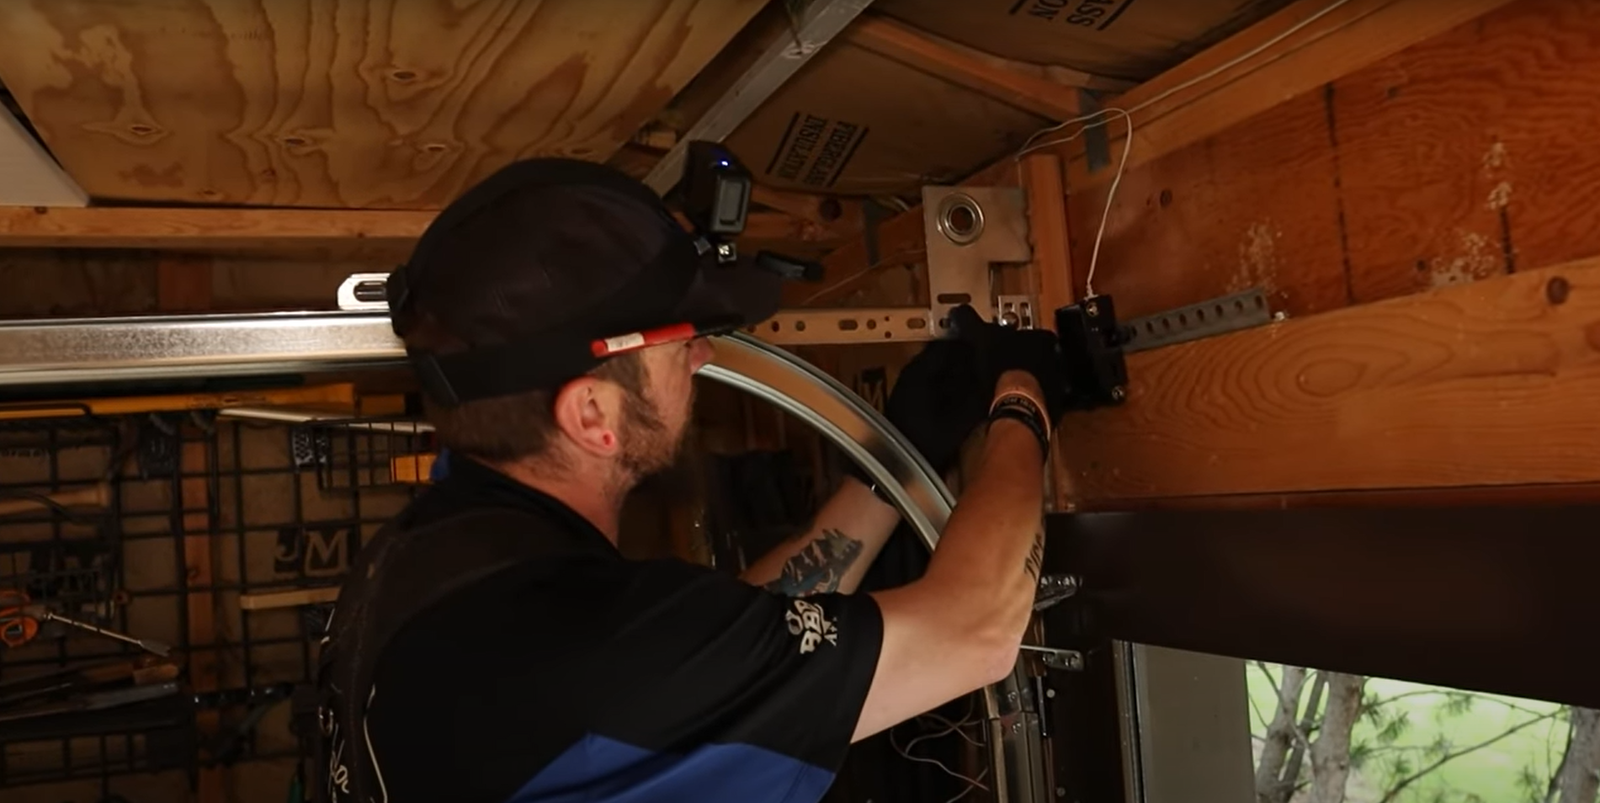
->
xmin=808 ymin=0 xmax=1517 ymax=297
xmin=843 ymin=16 xmax=1113 ymax=122
xmin=1062 ymin=0 xmax=1519 ymax=191
xmin=1065 ymin=0 xmax=1600 ymax=327
xmin=0 ymin=206 xmax=829 ymax=250
xmin=788 ymin=202 xmax=927 ymax=307
xmin=1058 ymin=258 xmax=1600 ymax=501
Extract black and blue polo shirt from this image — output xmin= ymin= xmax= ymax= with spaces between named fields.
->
xmin=357 ymin=456 xmax=886 ymax=803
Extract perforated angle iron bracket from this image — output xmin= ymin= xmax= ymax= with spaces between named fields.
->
xmin=923 ymin=187 xmax=1033 ymax=331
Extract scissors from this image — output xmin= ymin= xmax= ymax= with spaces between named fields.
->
xmin=0 ymin=589 xmax=44 ymax=648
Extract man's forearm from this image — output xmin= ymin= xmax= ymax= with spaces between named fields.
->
xmin=739 ymin=477 xmax=902 ymax=596
xmin=912 ymin=376 xmax=1049 ymax=644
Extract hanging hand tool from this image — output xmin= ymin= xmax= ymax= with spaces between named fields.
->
xmin=0 ymin=589 xmax=41 ymax=647
xmin=0 ymin=589 xmax=171 ymax=656
xmin=43 ymin=610 xmax=172 ymax=657
xmin=0 ymin=658 xmax=179 ymax=711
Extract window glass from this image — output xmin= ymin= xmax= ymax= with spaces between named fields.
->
xmin=1247 ymin=663 xmax=1590 ymax=803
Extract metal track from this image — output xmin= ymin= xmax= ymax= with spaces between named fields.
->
xmin=0 ymin=310 xmax=1046 ymax=802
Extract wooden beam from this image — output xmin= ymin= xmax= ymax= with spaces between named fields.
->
xmin=1058 ymin=257 xmax=1600 ymax=502
xmin=788 ymin=202 xmax=927 ymax=307
xmin=1062 ymin=0 xmax=1517 ymax=191
xmin=749 ymin=185 xmax=862 ymax=234
xmin=812 ymin=0 xmax=1514 ymax=307
xmin=0 ymin=206 xmax=826 ymax=249
xmin=1020 ymin=154 xmax=1074 ymax=317
xmin=1019 ymin=153 xmax=1074 ymax=512
xmin=180 ymin=437 xmax=225 ymax=803
xmin=843 ymin=16 xmax=1117 ymax=121
xmin=156 ymin=254 xmax=214 ymax=313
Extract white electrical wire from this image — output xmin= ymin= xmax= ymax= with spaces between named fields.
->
xmin=1017 ymin=108 xmax=1132 ymax=298
xmin=944 ymin=767 xmax=990 ymax=803
xmin=890 ymin=698 xmax=989 ymax=795
xmin=1007 ymin=0 xmax=1355 ymax=296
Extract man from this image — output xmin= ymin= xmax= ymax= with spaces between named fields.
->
xmin=313 ymin=157 xmax=1067 ymax=803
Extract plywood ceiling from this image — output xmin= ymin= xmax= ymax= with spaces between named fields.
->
xmin=0 ymin=0 xmax=1307 ymax=211
xmin=0 ymin=0 xmax=765 ymax=209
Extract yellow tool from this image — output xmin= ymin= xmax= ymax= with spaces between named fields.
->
xmin=0 ymin=383 xmax=358 ymax=421
xmin=390 ymin=453 xmax=437 ymax=484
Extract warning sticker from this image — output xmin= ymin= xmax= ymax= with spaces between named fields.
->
xmin=762 ymin=112 xmax=871 ymax=189
xmin=1007 ymin=0 xmax=1139 ymax=31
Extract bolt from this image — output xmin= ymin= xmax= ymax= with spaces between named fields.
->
xmin=1013 ymin=721 xmax=1023 ymax=734
xmin=1110 ymin=386 xmax=1127 ymax=402
xmin=1084 ymin=300 xmax=1099 ymax=317
xmin=1046 ymin=688 xmax=1057 ymax=699
xmin=1066 ymin=653 xmax=1084 ymax=670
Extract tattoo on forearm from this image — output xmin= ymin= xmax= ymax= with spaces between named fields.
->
xmin=763 ymin=528 xmax=864 ymax=597
xmin=1024 ymin=531 xmax=1045 ymax=581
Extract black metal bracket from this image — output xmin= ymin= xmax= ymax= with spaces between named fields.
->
xmin=1054 ymin=294 xmax=1129 ymax=410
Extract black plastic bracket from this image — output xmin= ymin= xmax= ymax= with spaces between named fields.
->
xmin=1054 ymin=294 xmax=1129 ymax=410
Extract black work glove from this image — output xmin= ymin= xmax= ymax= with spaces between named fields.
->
xmin=881 ymin=338 xmax=990 ymax=475
xmin=948 ymin=304 xmax=1069 ymax=427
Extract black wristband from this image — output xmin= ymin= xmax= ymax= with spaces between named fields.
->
xmin=988 ymin=396 xmax=1050 ymax=462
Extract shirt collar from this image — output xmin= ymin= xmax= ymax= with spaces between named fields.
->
xmin=431 ymin=453 xmax=620 ymax=558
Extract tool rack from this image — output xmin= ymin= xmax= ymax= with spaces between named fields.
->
xmin=0 ymin=411 xmax=424 ymax=798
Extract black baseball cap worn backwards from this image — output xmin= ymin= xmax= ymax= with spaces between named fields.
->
xmin=386 ymin=158 xmax=783 ymax=407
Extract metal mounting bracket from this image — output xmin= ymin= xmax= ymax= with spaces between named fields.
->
xmin=1019 ymin=645 xmax=1085 ymax=671
xmin=996 ymin=294 xmax=1039 ymax=330
xmin=335 ymin=183 xmax=1041 ymax=348
xmin=1121 ymin=287 xmax=1272 ymax=352
xmin=923 ymin=186 xmax=1033 ymax=331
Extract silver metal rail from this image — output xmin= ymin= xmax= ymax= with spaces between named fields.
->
xmin=0 ymin=311 xmax=1046 ymax=802
xmin=0 ymin=311 xmax=407 ymax=386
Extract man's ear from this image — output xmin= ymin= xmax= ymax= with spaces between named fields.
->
xmin=551 ymin=377 xmax=623 ymax=458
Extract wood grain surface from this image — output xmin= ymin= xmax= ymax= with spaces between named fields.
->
xmin=0 ymin=0 xmax=762 ymax=208
xmin=1066 ymin=90 xmax=1349 ymax=320
xmin=1063 ymin=0 xmax=1600 ymax=321
xmin=0 ymin=205 xmax=812 ymax=250
xmin=1061 ymin=0 xmax=1516 ymax=193
xmin=1333 ymin=0 xmax=1600 ymax=303
xmin=1058 ymin=258 xmax=1600 ymax=501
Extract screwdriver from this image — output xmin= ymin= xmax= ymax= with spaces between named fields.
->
xmin=39 ymin=611 xmax=172 ymax=657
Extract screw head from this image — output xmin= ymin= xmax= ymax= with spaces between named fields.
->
xmin=1084 ymin=301 xmax=1099 ymax=317
xmin=1110 ymin=386 xmax=1127 ymax=402
xmin=1046 ymin=688 xmax=1057 ymax=699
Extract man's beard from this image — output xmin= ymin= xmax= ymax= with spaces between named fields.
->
xmin=615 ymin=384 xmax=695 ymax=488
